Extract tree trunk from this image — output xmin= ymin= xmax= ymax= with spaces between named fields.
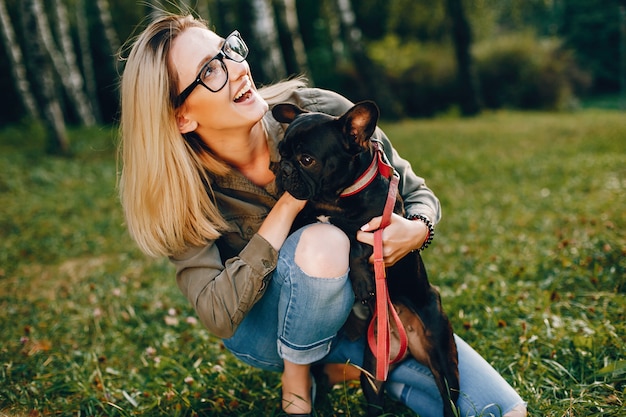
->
xmin=276 ymin=0 xmax=312 ymax=81
xmin=445 ymin=0 xmax=481 ymax=116
xmin=0 ymin=0 xmax=39 ymax=119
xmin=31 ymin=0 xmax=95 ymax=126
xmin=335 ymin=0 xmax=402 ymax=118
xmin=215 ymin=0 xmax=237 ymax=33
xmin=53 ymin=0 xmax=99 ymax=125
xmin=323 ymin=0 xmax=346 ymax=66
xmin=250 ymin=0 xmax=287 ymax=82
xmin=76 ymin=0 xmax=102 ymax=123
xmin=20 ymin=0 xmax=69 ymax=154
xmin=95 ymin=0 xmax=120 ymax=60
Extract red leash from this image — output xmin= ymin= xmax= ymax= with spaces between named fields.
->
xmin=362 ymin=143 xmax=408 ymax=381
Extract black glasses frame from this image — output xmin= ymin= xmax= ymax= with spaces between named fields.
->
xmin=174 ymin=31 xmax=248 ymax=108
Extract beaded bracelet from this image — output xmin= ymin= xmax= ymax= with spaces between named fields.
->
xmin=407 ymin=213 xmax=434 ymax=251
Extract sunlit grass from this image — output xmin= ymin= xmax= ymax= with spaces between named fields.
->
xmin=1 ymin=109 xmax=624 ymax=416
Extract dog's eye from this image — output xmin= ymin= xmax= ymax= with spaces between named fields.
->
xmin=299 ymin=154 xmax=315 ymax=167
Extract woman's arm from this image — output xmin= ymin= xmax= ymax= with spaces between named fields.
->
xmin=356 ymin=126 xmax=441 ymax=265
xmin=171 ymin=193 xmax=305 ymax=338
xmin=257 ymin=192 xmax=307 ymax=250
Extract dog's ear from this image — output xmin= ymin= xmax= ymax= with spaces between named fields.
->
xmin=340 ymin=101 xmax=379 ymax=148
xmin=272 ymin=103 xmax=308 ymax=124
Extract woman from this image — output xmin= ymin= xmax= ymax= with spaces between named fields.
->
xmin=119 ymin=13 xmax=527 ymax=417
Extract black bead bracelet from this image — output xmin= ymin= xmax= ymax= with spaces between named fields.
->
xmin=407 ymin=213 xmax=434 ymax=251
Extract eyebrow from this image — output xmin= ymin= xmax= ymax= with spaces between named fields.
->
xmin=194 ymin=37 xmax=226 ymax=74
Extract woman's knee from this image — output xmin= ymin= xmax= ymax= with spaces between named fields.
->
xmin=295 ymin=223 xmax=350 ymax=278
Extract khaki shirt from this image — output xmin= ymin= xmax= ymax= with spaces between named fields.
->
xmin=170 ymin=87 xmax=441 ymax=338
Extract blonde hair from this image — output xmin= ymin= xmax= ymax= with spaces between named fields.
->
xmin=118 ymin=13 xmax=306 ymax=257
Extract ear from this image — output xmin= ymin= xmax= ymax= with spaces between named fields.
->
xmin=176 ymin=112 xmax=198 ymax=134
xmin=340 ymin=101 xmax=379 ymax=148
xmin=272 ymin=103 xmax=308 ymax=124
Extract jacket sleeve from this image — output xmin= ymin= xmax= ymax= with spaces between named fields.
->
xmin=374 ymin=126 xmax=442 ymax=225
xmin=170 ymin=233 xmax=277 ymax=338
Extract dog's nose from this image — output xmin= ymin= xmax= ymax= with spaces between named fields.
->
xmin=281 ymin=163 xmax=293 ymax=176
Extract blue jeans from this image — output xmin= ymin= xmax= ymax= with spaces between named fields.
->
xmin=224 ymin=225 xmax=525 ymax=416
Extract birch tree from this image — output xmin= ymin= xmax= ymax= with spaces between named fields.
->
xmin=0 ymin=0 xmax=39 ymax=119
xmin=276 ymin=0 xmax=311 ymax=80
xmin=76 ymin=0 xmax=102 ymax=123
xmin=95 ymin=0 xmax=121 ymax=61
xmin=53 ymin=0 xmax=100 ymax=125
xmin=250 ymin=0 xmax=287 ymax=81
xmin=31 ymin=0 xmax=95 ymax=126
xmin=20 ymin=0 xmax=69 ymax=153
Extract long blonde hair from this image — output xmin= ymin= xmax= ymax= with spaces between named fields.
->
xmin=119 ymin=13 xmax=305 ymax=257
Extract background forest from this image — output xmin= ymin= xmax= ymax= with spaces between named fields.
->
xmin=0 ymin=0 xmax=624 ymax=152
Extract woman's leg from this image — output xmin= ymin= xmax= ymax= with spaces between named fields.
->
xmin=223 ymin=223 xmax=354 ymax=414
xmin=324 ymin=333 xmax=526 ymax=417
xmin=280 ymin=223 xmax=352 ymax=414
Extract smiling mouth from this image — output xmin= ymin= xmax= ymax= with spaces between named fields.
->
xmin=234 ymin=79 xmax=252 ymax=103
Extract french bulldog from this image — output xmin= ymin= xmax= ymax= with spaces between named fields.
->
xmin=272 ymin=101 xmax=459 ymax=417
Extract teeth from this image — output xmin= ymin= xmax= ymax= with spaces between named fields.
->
xmin=234 ymin=79 xmax=251 ymax=101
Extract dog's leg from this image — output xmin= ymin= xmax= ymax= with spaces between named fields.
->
xmin=348 ymin=242 xmax=375 ymax=303
xmin=394 ymin=297 xmax=460 ymax=417
xmin=424 ymin=292 xmax=460 ymax=417
xmin=361 ymin=346 xmax=387 ymax=417
xmin=387 ymin=252 xmax=460 ymax=417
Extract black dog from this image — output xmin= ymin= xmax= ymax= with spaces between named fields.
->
xmin=272 ymin=101 xmax=459 ymax=417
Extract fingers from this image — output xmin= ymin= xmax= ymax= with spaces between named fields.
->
xmin=356 ymin=229 xmax=374 ymax=247
xmin=356 ymin=215 xmax=383 ymax=247
xmin=360 ymin=216 xmax=383 ymax=232
xmin=357 ymin=214 xmax=411 ymax=266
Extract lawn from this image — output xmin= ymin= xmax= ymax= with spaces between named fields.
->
xmin=0 ymin=109 xmax=624 ymax=416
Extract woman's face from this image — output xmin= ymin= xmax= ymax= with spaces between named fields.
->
xmin=170 ymin=26 xmax=268 ymax=136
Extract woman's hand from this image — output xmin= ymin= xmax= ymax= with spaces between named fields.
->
xmin=257 ymin=192 xmax=307 ymax=251
xmin=356 ymin=213 xmax=429 ymax=266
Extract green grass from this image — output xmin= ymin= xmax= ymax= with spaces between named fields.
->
xmin=1 ymin=109 xmax=624 ymax=416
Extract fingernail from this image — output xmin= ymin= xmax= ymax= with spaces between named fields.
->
xmin=360 ymin=224 xmax=370 ymax=231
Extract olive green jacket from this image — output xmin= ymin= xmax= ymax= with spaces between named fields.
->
xmin=170 ymin=87 xmax=441 ymax=339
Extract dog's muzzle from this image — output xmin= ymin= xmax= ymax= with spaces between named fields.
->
xmin=278 ymin=160 xmax=317 ymax=200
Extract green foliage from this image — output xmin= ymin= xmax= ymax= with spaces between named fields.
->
xmin=1 ymin=110 xmax=625 ymax=416
xmin=367 ymin=31 xmax=592 ymax=116
xmin=560 ymin=0 xmax=624 ymax=92
xmin=473 ymin=32 xmax=591 ymax=110
xmin=368 ymin=35 xmax=457 ymax=117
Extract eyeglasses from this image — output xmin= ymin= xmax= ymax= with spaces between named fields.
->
xmin=174 ymin=30 xmax=248 ymax=108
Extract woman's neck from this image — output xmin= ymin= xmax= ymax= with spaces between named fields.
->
xmin=201 ymin=122 xmax=275 ymax=186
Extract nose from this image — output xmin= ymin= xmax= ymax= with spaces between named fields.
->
xmin=225 ymin=57 xmax=248 ymax=82
xmin=281 ymin=162 xmax=293 ymax=176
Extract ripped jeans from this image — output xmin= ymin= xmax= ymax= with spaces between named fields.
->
xmin=224 ymin=225 xmax=525 ymax=416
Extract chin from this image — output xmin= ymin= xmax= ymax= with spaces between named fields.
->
xmin=245 ymin=91 xmax=269 ymax=120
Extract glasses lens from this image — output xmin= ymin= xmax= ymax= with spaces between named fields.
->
xmin=202 ymin=58 xmax=228 ymax=91
xmin=223 ymin=32 xmax=248 ymax=62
